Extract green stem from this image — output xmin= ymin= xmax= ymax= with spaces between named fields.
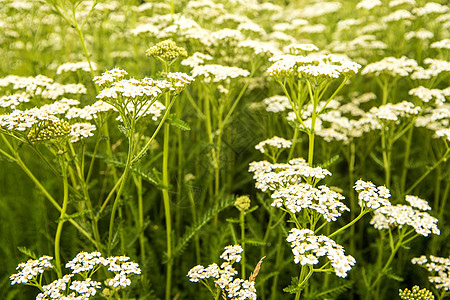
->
xmin=162 ymin=88 xmax=173 ymax=300
xmin=240 ymin=211 xmax=246 ymax=279
xmin=406 ymin=148 xmax=450 ymax=194
xmin=294 ymin=266 xmax=314 ymax=300
xmin=381 ymin=126 xmax=392 ymax=188
xmin=329 ymin=209 xmax=366 ymax=238
xmin=400 ymin=127 xmax=414 ymax=196
xmin=54 ymin=153 xmax=69 ymax=278
xmin=107 ymin=129 xmax=134 ymax=255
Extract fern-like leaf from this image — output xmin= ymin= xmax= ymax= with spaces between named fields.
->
xmin=304 ymin=281 xmax=354 ymax=300
xmin=171 ymin=196 xmax=234 ymax=261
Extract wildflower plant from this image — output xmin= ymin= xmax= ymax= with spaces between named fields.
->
xmin=10 ymin=252 xmax=141 ymax=300
xmin=2 ymin=0 xmax=450 ymax=299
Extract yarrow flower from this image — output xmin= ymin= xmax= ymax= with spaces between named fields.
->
xmin=362 ymin=56 xmax=418 ymax=77
xmin=353 ymin=179 xmax=391 ymax=210
xmin=412 ymin=255 xmax=450 ymax=291
xmin=370 ymin=201 xmax=440 ymax=236
xmin=188 ymin=245 xmax=258 ymax=300
xmin=287 ymin=228 xmax=356 ymax=278
xmin=191 ymin=64 xmax=250 ymax=82
xmin=11 ymin=252 xmax=141 ymax=297
xmin=10 ymin=255 xmax=53 ymax=285
xmin=255 ymin=136 xmax=292 ymax=154
xmin=271 ymin=183 xmax=349 ymax=221
xmin=249 ymin=158 xmax=332 ymax=192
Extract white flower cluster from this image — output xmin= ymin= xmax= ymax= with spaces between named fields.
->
xmin=284 ymin=43 xmax=319 ymax=55
xmin=297 ymin=1 xmax=342 ymax=18
xmin=389 ymin=0 xmax=415 ymax=7
xmin=430 ymin=39 xmax=450 ymax=50
xmin=405 ymin=195 xmax=432 ymax=211
xmin=262 ymin=95 xmax=292 ymax=113
xmin=0 ymin=92 xmax=31 ymax=109
xmin=415 ymin=103 xmax=450 ymax=133
xmin=10 ymin=255 xmax=53 ymax=285
xmin=412 ymin=255 xmax=450 ymax=291
xmin=255 ymin=136 xmax=292 ymax=154
xmin=353 ymin=179 xmax=391 ymax=210
xmin=191 ymin=64 xmax=250 ymax=83
xmin=436 ymin=128 xmax=450 ymax=141
xmin=36 ymin=274 xmax=74 ymax=300
xmin=93 ymin=68 xmax=128 ymax=87
xmin=268 ymin=53 xmax=361 ymax=79
xmin=271 ymin=183 xmax=349 ymax=221
xmin=65 ymin=101 xmax=113 ymax=120
xmin=106 ymin=256 xmax=141 ymax=288
xmin=356 ymin=0 xmax=382 ymax=10
xmin=370 ymin=201 xmax=440 ymax=236
xmin=412 ymin=2 xmax=449 ymax=16
xmin=166 ymin=72 xmax=195 ymax=92
xmin=181 ymin=52 xmax=213 ymax=68
xmin=411 ymin=58 xmax=450 ymax=80
xmin=369 ymin=101 xmax=421 ymax=122
xmin=11 ymin=252 xmax=141 ymax=298
xmin=65 ymin=251 xmax=108 ymax=274
xmin=249 ymin=158 xmax=331 ymax=192
xmin=238 ymin=39 xmax=281 ymax=56
xmin=381 ymin=9 xmax=414 ymax=23
xmin=405 ymin=29 xmax=434 ymax=40
xmin=187 ymin=245 xmax=256 ymax=300
xmin=69 ymin=123 xmax=96 ymax=143
xmin=286 ymin=228 xmax=356 ymax=278
xmin=56 ymin=61 xmax=97 ymax=75
xmin=92 ymin=68 xmax=193 ymax=123
xmin=362 ymin=56 xmax=418 ymax=77
xmin=409 ymin=86 xmax=447 ymax=106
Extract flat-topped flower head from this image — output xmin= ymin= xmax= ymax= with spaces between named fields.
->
xmin=262 ymin=95 xmax=292 ymax=113
xmin=93 ymin=68 xmax=128 ymax=88
xmin=287 ymin=228 xmax=356 ymax=278
xmin=166 ymin=72 xmax=194 ymax=92
xmin=249 ymin=158 xmax=332 ymax=192
xmin=354 ymin=179 xmax=391 ymax=210
xmin=370 ymin=101 xmax=421 ymax=123
xmin=181 ymin=52 xmax=213 ymax=68
xmin=362 ymin=56 xmax=418 ymax=77
xmin=10 ymin=255 xmax=53 ymax=285
xmin=65 ymin=251 xmax=108 ymax=274
xmin=411 ymin=255 xmax=450 ymax=292
xmin=191 ymin=64 xmax=250 ymax=83
xmin=405 ymin=195 xmax=432 ymax=211
xmin=146 ymin=40 xmax=187 ymax=63
xmin=268 ymin=53 xmax=361 ymax=80
xmin=56 ymin=61 xmax=97 ymax=75
xmin=271 ymin=183 xmax=349 ymax=221
xmin=255 ymin=136 xmax=292 ymax=154
xmin=370 ymin=204 xmax=440 ymax=236
xmin=284 ymin=43 xmax=319 ymax=55
xmin=220 ymin=245 xmax=243 ymax=263
xmin=409 ymin=86 xmax=446 ymax=106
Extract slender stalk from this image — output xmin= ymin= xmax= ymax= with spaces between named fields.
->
xmin=406 ymin=148 xmax=450 ymax=194
xmin=240 ymin=210 xmax=246 ymax=279
xmin=381 ymin=126 xmax=392 ymax=188
xmin=54 ymin=154 xmax=69 ymax=277
xmin=162 ymin=83 xmax=173 ymax=300
xmin=400 ymin=127 xmax=414 ymax=196
xmin=107 ymin=128 xmax=134 ymax=255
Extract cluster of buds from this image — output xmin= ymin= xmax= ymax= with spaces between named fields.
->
xmin=146 ymin=40 xmax=187 ymax=63
xmin=27 ymin=119 xmax=71 ymax=144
